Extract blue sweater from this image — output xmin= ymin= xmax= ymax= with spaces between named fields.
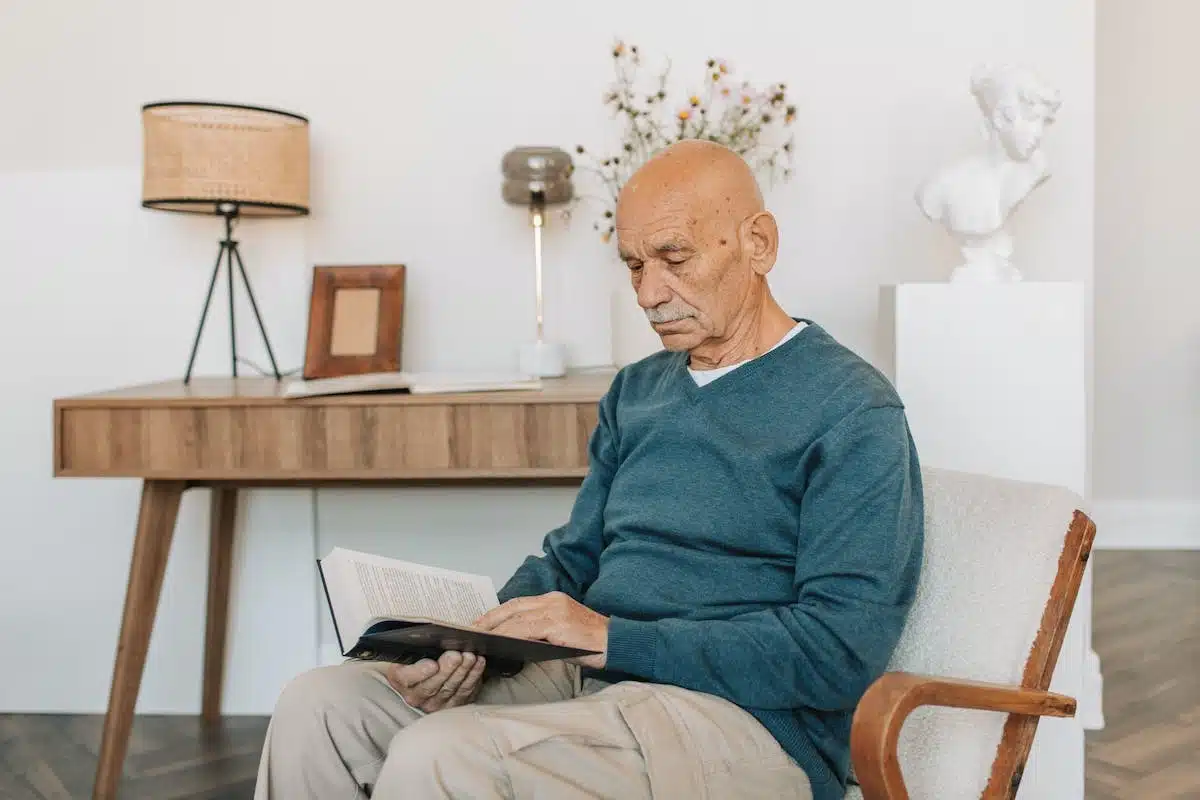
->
xmin=497 ymin=321 xmax=924 ymax=800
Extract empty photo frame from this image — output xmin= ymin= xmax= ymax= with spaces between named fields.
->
xmin=302 ymin=265 xmax=406 ymax=380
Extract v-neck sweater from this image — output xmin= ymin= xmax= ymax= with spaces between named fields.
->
xmin=497 ymin=320 xmax=925 ymax=799
xmin=687 ymin=319 xmax=807 ymax=386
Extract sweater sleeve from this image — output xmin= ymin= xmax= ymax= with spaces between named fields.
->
xmin=496 ymin=383 xmax=621 ymax=604
xmin=604 ymin=404 xmax=924 ymax=711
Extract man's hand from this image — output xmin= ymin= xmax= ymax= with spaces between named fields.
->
xmin=385 ymin=651 xmax=486 ymax=713
xmin=474 ymin=592 xmax=609 ymax=669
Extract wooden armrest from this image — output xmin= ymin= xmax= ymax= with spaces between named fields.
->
xmin=849 ymin=671 xmax=1076 ymax=800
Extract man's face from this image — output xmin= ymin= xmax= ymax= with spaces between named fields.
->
xmin=615 ymin=194 xmax=751 ymax=353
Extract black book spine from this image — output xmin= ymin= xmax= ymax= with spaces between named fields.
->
xmin=347 ymin=639 xmax=523 ymax=679
xmin=316 ymin=558 xmax=345 ymax=656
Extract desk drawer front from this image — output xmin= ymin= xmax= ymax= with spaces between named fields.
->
xmin=57 ymin=403 xmax=599 ymax=478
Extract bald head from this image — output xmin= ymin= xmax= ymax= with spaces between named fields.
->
xmin=614 ymin=141 xmax=786 ymax=366
xmin=617 ymin=139 xmax=765 ymax=228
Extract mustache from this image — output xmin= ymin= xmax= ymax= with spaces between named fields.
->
xmin=644 ymin=304 xmax=697 ymax=324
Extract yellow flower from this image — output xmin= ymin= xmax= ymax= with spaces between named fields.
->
xmin=678 ymin=108 xmax=692 ymax=121
xmin=601 ymin=230 xmax=613 ymax=243
xmin=689 ymin=95 xmax=700 ymax=107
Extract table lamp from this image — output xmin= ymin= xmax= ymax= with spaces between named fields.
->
xmin=501 ymin=146 xmax=574 ymax=377
xmin=142 ymin=101 xmax=310 ymax=383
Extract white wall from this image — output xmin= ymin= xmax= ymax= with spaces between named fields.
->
xmin=1093 ymin=0 xmax=1200 ymax=548
xmin=0 ymin=0 xmax=1096 ymax=714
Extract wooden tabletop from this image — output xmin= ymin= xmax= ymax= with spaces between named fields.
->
xmin=55 ymin=369 xmax=618 ymax=408
xmin=53 ymin=368 xmax=616 ymax=481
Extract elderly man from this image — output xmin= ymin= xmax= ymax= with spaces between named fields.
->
xmin=255 ymin=140 xmax=924 ymax=800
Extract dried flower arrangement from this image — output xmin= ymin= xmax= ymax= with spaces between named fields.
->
xmin=571 ymin=41 xmax=797 ymax=242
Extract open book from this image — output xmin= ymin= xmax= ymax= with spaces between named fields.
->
xmin=318 ymin=547 xmax=597 ymax=673
xmin=283 ymin=371 xmax=542 ymax=399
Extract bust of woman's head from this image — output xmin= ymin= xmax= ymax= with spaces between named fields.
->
xmin=971 ymin=63 xmax=1062 ymax=162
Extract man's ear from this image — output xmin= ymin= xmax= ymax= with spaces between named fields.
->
xmin=744 ymin=211 xmax=779 ymax=276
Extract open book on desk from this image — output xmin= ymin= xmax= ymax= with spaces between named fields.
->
xmin=318 ymin=547 xmax=597 ymax=675
xmin=283 ymin=371 xmax=542 ymax=399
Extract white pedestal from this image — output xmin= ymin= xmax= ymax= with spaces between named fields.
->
xmin=886 ymin=282 xmax=1098 ymax=800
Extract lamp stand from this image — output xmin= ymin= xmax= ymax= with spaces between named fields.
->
xmin=518 ymin=191 xmax=566 ymax=378
xmin=183 ymin=206 xmax=282 ymax=384
xmin=531 ymin=192 xmax=546 ymax=343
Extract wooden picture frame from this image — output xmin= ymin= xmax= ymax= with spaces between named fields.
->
xmin=302 ymin=265 xmax=405 ymax=380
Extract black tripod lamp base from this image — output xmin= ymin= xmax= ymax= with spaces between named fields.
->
xmin=182 ymin=210 xmax=282 ymax=384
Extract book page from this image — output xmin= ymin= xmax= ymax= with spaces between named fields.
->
xmin=320 ymin=548 xmax=499 ymax=642
xmin=402 ymin=372 xmax=542 ymax=395
xmin=282 ymin=371 xmax=411 ymax=398
xmin=355 ymin=560 xmax=495 ymax=625
xmin=283 ymin=371 xmax=541 ymax=398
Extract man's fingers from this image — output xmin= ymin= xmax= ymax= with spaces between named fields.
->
xmin=491 ymin=617 xmax=550 ymax=642
xmin=455 ymin=655 xmax=487 ymax=702
xmin=474 ymin=597 xmax=537 ymax=631
xmin=423 ymin=651 xmax=463 ymax=688
xmin=407 ymin=652 xmax=460 ymax=702
xmin=410 ymin=652 xmax=465 ymax=711
xmin=386 ymin=649 xmax=493 ymax=712
xmin=387 ymin=658 xmax=438 ymax=690
xmin=436 ymin=653 xmax=475 ymax=700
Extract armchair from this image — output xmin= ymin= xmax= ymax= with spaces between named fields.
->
xmin=847 ymin=467 xmax=1096 ymax=799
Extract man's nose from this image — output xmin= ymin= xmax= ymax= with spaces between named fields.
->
xmin=636 ymin=264 xmax=672 ymax=310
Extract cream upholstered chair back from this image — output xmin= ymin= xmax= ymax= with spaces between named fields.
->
xmin=846 ymin=467 xmax=1089 ymax=798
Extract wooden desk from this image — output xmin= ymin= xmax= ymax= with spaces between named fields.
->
xmin=53 ymin=372 xmax=611 ymax=800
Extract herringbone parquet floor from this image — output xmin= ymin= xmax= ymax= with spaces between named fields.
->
xmin=1083 ymin=550 xmax=1200 ymax=800
xmin=0 ymin=714 xmax=266 ymax=799
xmin=0 ymin=551 xmax=1195 ymax=798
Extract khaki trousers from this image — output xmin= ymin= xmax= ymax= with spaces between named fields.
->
xmin=254 ymin=659 xmax=812 ymax=799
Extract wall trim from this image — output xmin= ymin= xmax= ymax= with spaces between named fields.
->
xmin=1081 ymin=649 xmax=1104 ymax=730
xmin=1091 ymin=501 xmax=1200 ymax=550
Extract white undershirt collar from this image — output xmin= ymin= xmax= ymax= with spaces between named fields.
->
xmin=687 ymin=321 xmax=807 ymax=387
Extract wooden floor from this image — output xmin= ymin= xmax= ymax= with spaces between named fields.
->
xmin=0 ymin=714 xmax=266 ymax=799
xmin=0 ymin=551 xmax=1195 ymax=798
xmin=1083 ymin=550 xmax=1200 ymax=800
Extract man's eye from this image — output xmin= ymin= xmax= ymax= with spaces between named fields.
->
xmin=627 ymin=262 xmax=643 ymax=272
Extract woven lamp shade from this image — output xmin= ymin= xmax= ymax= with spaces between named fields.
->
xmin=142 ymin=101 xmax=310 ymax=217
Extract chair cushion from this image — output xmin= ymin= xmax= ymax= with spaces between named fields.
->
xmin=849 ymin=467 xmax=1082 ymax=798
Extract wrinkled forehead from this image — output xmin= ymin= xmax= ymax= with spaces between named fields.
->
xmin=615 ymin=218 xmax=695 ymax=262
xmin=615 ymin=185 xmax=721 ymax=247
xmin=618 ymin=180 xmax=693 ymax=220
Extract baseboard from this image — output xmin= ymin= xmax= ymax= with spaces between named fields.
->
xmin=1081 ymin=649 xmax=1105 ymax=730
xmin=1091 ymin=501 xmax=1200 ymax=550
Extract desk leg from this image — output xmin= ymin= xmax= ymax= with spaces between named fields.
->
xmin=202 ymin=487 xmax=238 ymax=723
xmin=94 ymin=480 xmax=186 ymax=800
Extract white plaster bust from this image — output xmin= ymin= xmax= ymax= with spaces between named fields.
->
xmin=915 ymin=64 xmax=1062 ymax=283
